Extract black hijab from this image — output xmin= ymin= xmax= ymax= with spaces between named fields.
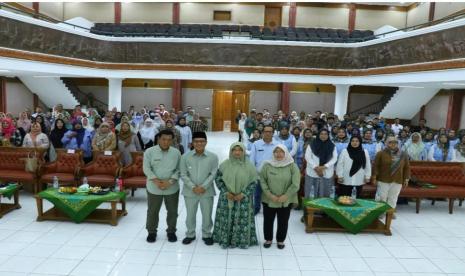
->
xmin=347 ymin=136 xmax=367 ymax=177
xmin=310 ymin=129 xmax=335 ymax=166
xmin=49 ymin=119 xmax=66 ymax=148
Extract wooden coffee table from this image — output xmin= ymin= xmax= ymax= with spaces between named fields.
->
xmin=34 ymin=193 xmax=127 ymax=226
xmin=305 ymin=206 xmax=394 ymax=235
xmin=0 ymin=183 xmax=22 ymax=218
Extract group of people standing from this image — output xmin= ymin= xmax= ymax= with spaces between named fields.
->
xmin=143 ymin=129 xmax=299 ymax=249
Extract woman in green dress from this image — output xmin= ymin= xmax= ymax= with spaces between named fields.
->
xmin=212 ymin=142 xmax=258 ymax=249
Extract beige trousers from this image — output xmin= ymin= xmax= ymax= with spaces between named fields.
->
xmin=376 ymin=181 xmax=402 ymax=209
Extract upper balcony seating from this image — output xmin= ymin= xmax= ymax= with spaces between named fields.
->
xmin=90 ymin=23 xmax=376 ymax=43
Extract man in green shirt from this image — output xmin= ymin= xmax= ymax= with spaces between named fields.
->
xmin=143 ymin=129 xmax=181 ymax=243
xmin=180 ymin=132 xmax=219 ymax=245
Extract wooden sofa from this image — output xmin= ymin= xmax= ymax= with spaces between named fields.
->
xmin=360 ymin=162 xmax=465 ymax=214
xmin=0 ymin=147 xmax=47 ymax=193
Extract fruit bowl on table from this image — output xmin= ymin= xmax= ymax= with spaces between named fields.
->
xmin=58 ymin=187 xmax=77 ymax=194
xmin=88 ymin=186 xmax=110 ymax=195
xmin=336 ymin=196 xmax=357 ymax=206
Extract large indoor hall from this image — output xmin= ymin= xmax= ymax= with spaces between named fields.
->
xmin=1 ymin=1 xmax=465 ymax=276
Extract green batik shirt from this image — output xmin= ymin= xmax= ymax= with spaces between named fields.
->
xmin=143 ymin=145 xmax=181 ymax=195
xmin=180 ymin=150 xmax=219 ymax=197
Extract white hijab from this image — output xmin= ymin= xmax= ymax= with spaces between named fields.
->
xmin=264 ymin=144 xmax=294 ymax=168
xmin=139 ymin=118 xmax=157 ymax=145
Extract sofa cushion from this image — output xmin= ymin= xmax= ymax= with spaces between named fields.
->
xmin=123 ymin=176 xmax=146 ymax=188
xmin=86 ymin=174 xmax=116 ymax=187
xmin=411 ymin=167 xmax=465 ymax=187
xmin=0 ymin=169 xmax=35 ymax=182
xmin=41 ymin=173 xmax=76 ymax=185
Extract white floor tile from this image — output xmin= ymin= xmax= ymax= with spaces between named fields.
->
xmin=155 ymin=252 xmax=192 ymax=266
xmin=331 ymin=257 xmax=370 ymax=272
xmin=85 ymin=248 xmax=124 ymax=262
xmin=190 ymin=253 xmax=227 ymax=268
xmin=416 ymin=246 xmax=458 ymax=259
xmin=293 ymin=245 xmax=327 ymax=257
xmin=397 ymin=258 xmax=442 ymax=273
xmin=51 ymin=245 xmax=93 ymax=260
xmin=364 ymin=258 xmax=406 ymax=273
xmin=33 ymin=258 xmax=80 ymax=275
xmin=226 ymin=268 xmax=264 ymax=276
xmin=262 ymin=255 xmax=298 ymax=270
xmin=70 ymin=260 xmax=115 ymax=276
xmin=227 ymin=254 xmax=262 ymax=269
xmin=17 ymin=243 xmax=61 ymax=258
xmin=148 ymin=265 xmax=189 ymax=276
xmin=109 ymin=262 xmax=152 ymax=276
xmin=324 ymin=245 xmax=360 ymax=258
xmin=296 ymin=256 xmax=335 ymax=271
xmin=0 ymin=256 xmax=45 ymax=273
xmin=430 ymin=258 xmax=465 ymax=273
xmin=187 ymin=266 xmax=226 ymax=276
xmin=119 ymin=249 xmax=158 ymax=264
xmin=264 ymin=269 xmax=301 ymax=276
xmin=385 ymin=246 xmax=424 ymax=259
xmin=354 ymin=245 xmax=392 ymax=258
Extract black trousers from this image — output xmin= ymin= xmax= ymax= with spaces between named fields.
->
xmin=337 ymin=184 xmax=363 ymax=198
xmin=262 ymin=203 xmax=291 ymax=242
xmin=238 ymin=131 xmax=242 ymax=142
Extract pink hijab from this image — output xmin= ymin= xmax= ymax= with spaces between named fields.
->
xmin=1 ymin=118 xmax=16 ymax=139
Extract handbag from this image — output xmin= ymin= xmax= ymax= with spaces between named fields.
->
xmin=25 ymin=151 xmax=38 ymax=173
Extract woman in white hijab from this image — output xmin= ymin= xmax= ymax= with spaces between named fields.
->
xmin=81 ymin=117 xmax=94 ymax=132
xmin=137 ymin=118 xmax=158 ymax=150
xmin=153 ymin=113 xmax=165 ymax=130
xmin=259 ymin=144 xmax=300 ymax=249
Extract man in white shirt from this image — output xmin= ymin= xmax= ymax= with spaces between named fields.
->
xmin=391 ymin=118 xmax=403 ymax=136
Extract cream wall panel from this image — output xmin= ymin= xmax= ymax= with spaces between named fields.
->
xmin=6 ymin=81 xmax=34 ymax=116
xmin=355 ymin=9 xmax=407 ymax=30
xmin=423 ymin=94 xmax=449 ymax=129
xmin=435 ymin=2 xmax=465 ymax=20
xmin=180 ymin=3 xmax=264 ymax=25
xmin=78 ymin=86 xmax=172 ymax=112
xmin=290 ymin=92 xmax=335 ymax=114
xmin=459 ymin=96 xmax=465 ymax=129
xmin=122 ymin=87 xmax=172 ymax=112
xmin=182 ymin=88 xmax=213 ymax=118
xmin=406 ymin=3 xmax=429 ymax=27
xmin=64 ymin=3 xmax=114 ymax=23
xmin=40 ymin=2 xmax=64 ymax=21
xmin=349 ymin=93 xmax=383 ymax=113
xmin=250 ymin=90 xmax=280 ymax=114
xmin=121 ymin=3 xmax=172 ymax=23
xmin=296 ymin=7 xmax=348 ymax=29
xmin=281 ymin=6 xmax=290 ymax=27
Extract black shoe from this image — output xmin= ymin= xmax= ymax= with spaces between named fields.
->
xmin=263 ymin=241 xmax=272 ymax=248
xmin=277 ymin=243 xmax=285 ymax=249
xmin=167 ymin=233 xmax=177 ymax=242
xmin=182 ymin=237 xmax=196 ymax=245
xmin=146 ymin=233 xmax=157 ymax=243
xmin=202 ymin=237 xmax=213 ymax=246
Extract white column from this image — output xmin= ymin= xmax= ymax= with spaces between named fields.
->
xmin=334 ymin=84 xmax=350 ymax=118
xmin=108 ymin=78 xmax=123 ymax=111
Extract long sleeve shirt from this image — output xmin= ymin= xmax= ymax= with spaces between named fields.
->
xmin=61 ymin=130 xmax=93 ymax=158
xmin=180 ymin=150 xmax=219 ymax=197
xmin=260 ymin=163 xmax=300 ymax=208
xmin=143 ymin=145 xmax=181 ymax=195
xmin=274 ymin=135 xmax=298 ymax=157
xmin=305 ymin=146 xmax=338 ymax=179
xmin=249 ymin=139 xmax=279 ymax=172
xmin=336 ymin=149 xmax=372 ymax=186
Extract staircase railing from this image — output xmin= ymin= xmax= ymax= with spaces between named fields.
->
xmin=349 ymin=89 xmax=397 ymax=117
xmin=61 ymin=78 xmax=108 ymax=111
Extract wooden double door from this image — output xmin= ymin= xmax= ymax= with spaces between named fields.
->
xmin=212 ymin=90 xmax=249 ymax=132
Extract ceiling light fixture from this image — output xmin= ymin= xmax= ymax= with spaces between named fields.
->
xmin=397 ymin=85 xmax=424 ymax=89
xmin=443 ymin=82 xmax=465 ymax=86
